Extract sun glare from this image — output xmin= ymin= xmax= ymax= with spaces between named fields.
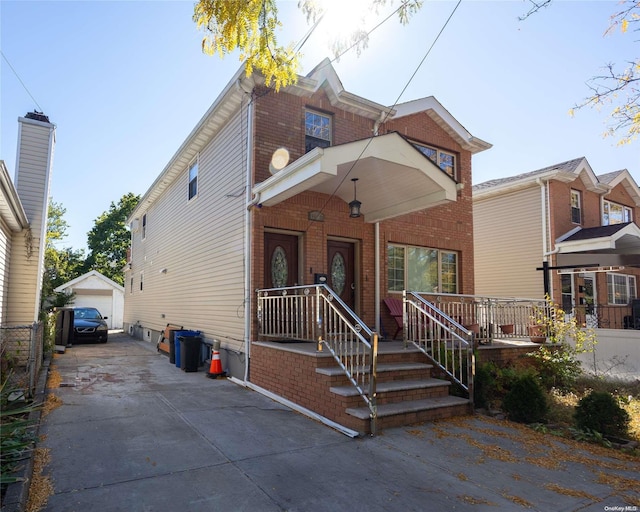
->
xmin=317 ymin=0 xmax=374 ymax=42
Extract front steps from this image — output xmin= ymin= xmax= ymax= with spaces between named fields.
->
xmin=250 ymin=341 xmax=472 ymax=435
xmin=317 ymin=355 xmax=471 ymax=433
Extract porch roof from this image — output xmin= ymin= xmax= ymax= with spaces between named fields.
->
xmin=252 ymin=132 xmax=459 ymax=223
xmin=555 ymin=222 xmax=640 ymax=268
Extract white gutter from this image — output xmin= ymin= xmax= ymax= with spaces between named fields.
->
xmin=242 ymin=84 xmax=254 ymax=383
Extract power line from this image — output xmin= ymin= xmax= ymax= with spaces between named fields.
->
xmin=303 ymin=0 xmax=463 ymax=229
xmin=1 ymin=50 xmax=44 ymax=112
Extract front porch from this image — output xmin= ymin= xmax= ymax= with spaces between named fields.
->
xmin=252 ymin=285 xmax=553 ymax=435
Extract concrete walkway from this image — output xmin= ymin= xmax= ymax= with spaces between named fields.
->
xmin=36 ymin=332 xmax=639 ymax=511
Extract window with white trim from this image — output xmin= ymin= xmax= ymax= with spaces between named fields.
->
xmin=413 ymin=142 xmax=456 ymax=180
xmin=188 ymin=159 xmax=198 ymax=200
xmin=570 ymin=190 xmax=581 ymax=224
xmin=388 ymin=244 xmax=458 ymax=293
xmin=603 ymin=200 xmax=632 ymax=225
xmin=142 ymin=214 xmax=147 ymax=239
xmin=607 ymin=273 xmax=636 ymax=304
xmin=140 ymin=271 xmax=144 ymax=292
xmin=305 ymin=110 xmax=331 ymax=153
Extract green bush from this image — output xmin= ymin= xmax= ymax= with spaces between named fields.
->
xmin=574 ymin=391 xmax=630 ymax=439
xmin=502 ymin=373 xmax=548 ymax=424
xmin=474 ymin=362 xmax=498 ymax=409
xmin=528 ymin=344 xmax=582 ymax=391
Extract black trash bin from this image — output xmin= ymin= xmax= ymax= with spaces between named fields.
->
xmin=179 ymin=334 xmax=202 ymax=372
xmin=168 ymin=330 xmax=178 ymax=364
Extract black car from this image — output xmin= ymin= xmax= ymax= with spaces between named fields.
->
xmin=73 ymin=307 xmax=109 ymax=343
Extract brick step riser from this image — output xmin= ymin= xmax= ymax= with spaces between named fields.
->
xmin=333 ymin=386 xmax=452 ymax=409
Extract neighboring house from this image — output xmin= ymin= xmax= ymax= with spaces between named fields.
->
xmin=0 ymin=112 xmax=56 ymax=326
xmin=125 ymin=59 xmax=490 ymax=432
xmin=473 ymin=158 xmax=640 ymax=379
xmin=54 ymin=270 xmax=125 ymax=329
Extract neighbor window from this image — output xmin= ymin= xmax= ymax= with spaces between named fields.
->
xmin=561 ymin=274 xmax=573 ymax=311
xmin=603 ymin=200 xmax=632 ymax=225
xmin=188 ymin=160 xmax=198 ymax=200
xmin=570 ymin=190 xmax=581 ymax=224
xmin=388 ymin=244 xmax=458 ymax=293
xmin=140 ymin=272 xmax=144 ymax=292
xmin=142 ymin=214 xmax=147 ymax=239
xmin=130 ymin=277 xmax=133 ymax=294
xmin=413 ymin=142 xmax=457 ymax=180
xmin=607 ymin=273 xmax=636 ymax=305
xmin=305 ymin=110 xmax=331 ymax=153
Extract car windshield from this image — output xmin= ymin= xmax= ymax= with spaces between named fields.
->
xmin=75 ymin=308 xmax=102 ymax=320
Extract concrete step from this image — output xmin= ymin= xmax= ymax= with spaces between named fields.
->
xmin=330 ymin=378 xmax=450 ymax=397
xmin=316 ymin=361 xmax=432 ymax=377
xmin=345 ymin=395 xmax=471 ymax=421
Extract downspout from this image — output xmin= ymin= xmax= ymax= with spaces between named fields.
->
xmin=538 ymin=178 xmax=560 ymax=301
xmin=241 ymin=82 xmax=255 ymax=383
xmin=375 ymin=222 xmax=380 ymax=334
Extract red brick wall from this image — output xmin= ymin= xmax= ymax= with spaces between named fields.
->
xmin=250 ymin=87 xmax=476 ymax=339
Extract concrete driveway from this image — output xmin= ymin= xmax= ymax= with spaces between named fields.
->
xmin=35 ymin=332 xmax=639 ymax=511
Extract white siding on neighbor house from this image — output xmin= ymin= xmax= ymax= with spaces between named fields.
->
xmin=125 ymin=107 xmax=248 ymax=352
xmin=473 ymin=186 xmax=545 ymax=298
xmin=6 ymin=118 xmax=54 ymax=324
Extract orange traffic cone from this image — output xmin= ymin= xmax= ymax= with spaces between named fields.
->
xmin=207 ymin=340 xmax=226 ymax=379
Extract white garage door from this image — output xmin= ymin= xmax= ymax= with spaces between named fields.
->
xmin=72 ymin=294 xmax=113 ymax=329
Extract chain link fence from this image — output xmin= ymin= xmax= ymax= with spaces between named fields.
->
xmin=0 ymin=322 xmax=44 ymax=398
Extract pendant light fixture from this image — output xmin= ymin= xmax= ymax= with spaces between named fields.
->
xmin=349 ymin=178 xmax=362 ymax=218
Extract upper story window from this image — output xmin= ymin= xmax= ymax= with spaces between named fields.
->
xmin=413 ymin=143 xmax=457 ymax=180
xmin=388 ymin=244 xmax=458 ymax=294
xmin=603 ymin=199 xmax=632 ymax=225
xmin=305 ymin=110 xmax=331 ymax=153
xmin=142 ymin=214 xmax=147 ymax=239
xmin=188 ymin=159 xmax=198 ymax=200
xmin=607 ymin=273 xmax=636 ymax=305
xmin=140 ymin=271 xmax=144 ymax=292
xmin=570 ymin=190 xmax=581 ymax=224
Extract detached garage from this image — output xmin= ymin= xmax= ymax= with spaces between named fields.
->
xmin=54 ymin=271 xmax=124 ymax=329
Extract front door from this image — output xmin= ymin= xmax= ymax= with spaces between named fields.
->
xmin=264 ymin=232 xmax=299 ymax=288
xmin=327 ymin=240 xmax=356 ymax=311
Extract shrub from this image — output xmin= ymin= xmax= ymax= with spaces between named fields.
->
xmin=474 ymin=362 xmax=498 ymax=409
xmin=574 ymin=391 xmax=630 ymax=439
xmin=502 ymin=373 xmax=548 ymax=424
xmin=529 ymin=344 xmax=582 ymax=391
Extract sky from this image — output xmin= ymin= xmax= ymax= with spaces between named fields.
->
xmin=1 ymin=0 xmax=638 ymax=252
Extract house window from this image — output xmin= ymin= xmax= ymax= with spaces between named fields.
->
xmin=387 ymin=244 xmax=458 ymax=293
xmin=413 ymin=142 xmax=457 ymax=180
xmin=140 ymin=272 xmax=144 ymax=292
xmin=607 ymin=273 xmax=636 ymax=305
xmin=570 ymin=190 xmax=581 ymax=224
xmin=188 ymin=160 xmax=198 ymax=200
xmin=130 ymin=277 xmax=133 ymax=294
xmin=603 ymin=200 xmax=632 ymax=225
xmin=305 ymin=110 xmax=331 ymax=153
xmin=142 ymin=214 xmax=147 ymax=239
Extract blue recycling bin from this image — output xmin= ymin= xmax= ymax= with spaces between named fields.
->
xmin=173 ymin=330 xmax=200 ymax=368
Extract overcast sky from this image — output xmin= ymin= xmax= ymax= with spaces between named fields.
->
xmin=1 ymin=0 xmax=638 ymax=251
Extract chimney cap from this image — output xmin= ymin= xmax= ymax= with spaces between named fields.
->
xmin=25 ymin=111 xmax=50 ymax=123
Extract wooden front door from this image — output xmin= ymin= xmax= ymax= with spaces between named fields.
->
xmin=327 ymin=240 xmax=356 ymax=311
xmin=264 ymin=232 xmax=299 ymax=288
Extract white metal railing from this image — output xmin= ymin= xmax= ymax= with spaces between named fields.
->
xmin=404 ymin=292 xmax=473 ymax=398
xmin=414 ymin=292 xmax=550 ymax=343
xmin=257 ymin=284 xmax=379 ymax=434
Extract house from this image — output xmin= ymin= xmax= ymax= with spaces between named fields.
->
xmin=54 ymin=270 xmax=125 ymax=329
xmin=473 ymin=158 xmax=640 ymax=379
xmin=125 ymin=59 xmax=491 ymax=433
xmin=0 ymin=112 xmax=56 ymax=327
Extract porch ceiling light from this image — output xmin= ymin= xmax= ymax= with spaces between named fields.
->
xmin=349 ymin=178 xmax=362 ymax=218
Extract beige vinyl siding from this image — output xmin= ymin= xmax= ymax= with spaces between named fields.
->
xmin=0 ymin=218 xmax=10 ymax=324
xmin=125 ymin=108 xmax=247 ymax=352
xmin=473 ymin=186 xmax=544 ymax=298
